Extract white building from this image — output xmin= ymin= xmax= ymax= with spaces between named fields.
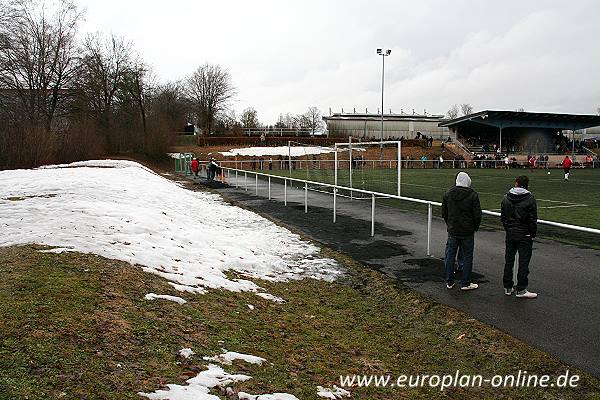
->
xmin=322 ymin=112 xmax=451 ymax=140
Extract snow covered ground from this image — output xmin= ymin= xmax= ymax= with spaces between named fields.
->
xmin=140 ymin=350 xmax=301 ymax=400
xmin=219 ymin=146 xmax=335 ymax=157
xmin=0 ymin=160 xmax=340 ymax=299
xmin=203 ymin=350 xmax=266 ymax=366
xmin=144 ymin=293 xmax=187 ymax=305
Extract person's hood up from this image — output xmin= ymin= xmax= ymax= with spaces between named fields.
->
xmin=455 ymin=172 xmax=471 ymax=188
xmin=507 ymin=187 xmax=531 ymax=203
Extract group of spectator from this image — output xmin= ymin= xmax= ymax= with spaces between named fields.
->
xmin=442 ymin=172 xmax=539 ymax=299
xmin=190 ymin=157 xmax=222 ymax=182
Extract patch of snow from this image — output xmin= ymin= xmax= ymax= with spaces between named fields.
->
xmin=316 ymin=385 xmax=351 ymax=399
xmin=203 ymin=351 xmax=265 ymax=366
xmin=140 ymin=354 xmax=298 ymax=400
xmin=256 ymin=292 xmax=285 ymax=303
xmin=0 ymin=160 xmax=340 ymax=296
xmin=247 ymin=304 xmax=255 ymax=310
xmin=144 ymin=293 xmax=187 ymax=305
xmin=138 ymin=364 xmax=251 ymax=400
xmin=178 ymin=348 xmax=195 ymax=359
xmin=238 ymin=393 xmax=300 ymax=400
xmin=39 ymin=247 xmax=74 ymax=254
xmin=219 ymin=146 xmax=335 ymax=157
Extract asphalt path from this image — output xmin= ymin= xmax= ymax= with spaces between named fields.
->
xmin=191 ymin=174 xmax=600 ymax=378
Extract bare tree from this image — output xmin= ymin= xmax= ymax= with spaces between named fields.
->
xmin=185 ymin=63 xmax=236 ymax=134
xmin=0 ymin=0 xmax=84 ymax=167
xmin=301 ymin=106 xmax=325 ymax=134
xmin=0 ymin=0 xmax=82 ymax=129
xmin=275 ymin=112 xmax=296 ymax=129
xmin=240 ymin=107 xmax=260 ymax=129
xmin=596 ymin=107 xmax=600 ymax=116
xmin=460 ymin=103 xmax=473 ymax=116
xmin=122 ymin=59 xmax=154 ymax=136
xmin=446 ymin=104 xmax=459 ymax=119
xmin=78 ymin=33 xmax=132 ymax=131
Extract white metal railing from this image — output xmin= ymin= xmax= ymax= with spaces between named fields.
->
xmin=209 ymin=159 xmax=600 ymax=170
xmin=209 ymin=166 xmax=600 ymax=258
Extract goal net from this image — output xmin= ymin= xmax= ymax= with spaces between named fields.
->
xmin=286 ymin=140 xmax=402 ymax=199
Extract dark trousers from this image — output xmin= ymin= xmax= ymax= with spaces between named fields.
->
xmin=444 ymin=234 xmax=474 ymax=286
xmin=503 ymin=237 xmax=533 ymax=291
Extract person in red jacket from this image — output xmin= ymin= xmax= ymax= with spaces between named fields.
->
xmin=562 ymin=155 xmax=573 ymax=181
xmin=191 ymin=157 xmax=199 ymax=179
xmin=528 ymin=156 xmax=536 ymax=172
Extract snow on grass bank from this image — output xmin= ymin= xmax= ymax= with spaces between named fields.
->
xmin=317 ymin=385 xmax=351 ymax=399
xmin=0 ymin=160 xmax=339 ymax=298
xmin=145 ymin=293 xmax=187 ymax=305
xmin=139 ymin=351 xmax=298 ymax=400
xmin=203 ymin=350 xmax=266 ymax=365
xmin=219 ymin=146 xmax=335 ymax=157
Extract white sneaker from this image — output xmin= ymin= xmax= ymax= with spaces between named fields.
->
xmin=504 ymin=288 xmax=514 ymax=296
xmin=461 ymin=283 xmax=479 ymax=291
xmin=516 ymin=289 xmax=538 ymax=299
xmin=446 ymin=282 xmax=455 ymax=289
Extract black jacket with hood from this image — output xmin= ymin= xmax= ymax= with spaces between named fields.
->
xmin=442 ymin=173 xmax=482 ymax=236
xmin=501 ymin=187 xmax=538 ymax=240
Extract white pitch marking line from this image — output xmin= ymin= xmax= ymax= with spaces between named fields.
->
xmin=491 ymin=204 xmax=589 ymax=211
xmin=400 ymin=182 xmax=587 ymax=206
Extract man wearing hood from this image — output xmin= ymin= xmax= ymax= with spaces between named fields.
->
xmin=442 ymin=172 xmax=482 ymax=291
xmin=501 ymin=175 xmax=538 ymax=299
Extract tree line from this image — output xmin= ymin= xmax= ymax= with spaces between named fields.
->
xmin=0 ymin=0 xmax=240 ymax=168
xmin=238 ymin=106 xmax=325 ymax=134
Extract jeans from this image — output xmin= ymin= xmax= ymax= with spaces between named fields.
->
xmin=503 ymin=237 xmax=533 ymax=291
xmin=444 ymin=234 xmax=474 ymax=286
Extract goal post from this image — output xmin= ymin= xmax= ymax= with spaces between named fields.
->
xmin=284 ymin=140 xmax=402 ymax=198
xmin=334 ymin=140 xmax=402 ymax=198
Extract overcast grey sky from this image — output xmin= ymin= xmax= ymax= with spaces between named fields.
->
xmin=77 ymin=0 xmax=600 ymax=123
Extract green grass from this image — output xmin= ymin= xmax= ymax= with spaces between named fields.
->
xmin=2 ymin=245 xmax=600 ymax=399
xmin=260 ymin=167 xmax=600 ymax=227
xmin=256 ymin=167 xmax=600 ymax=248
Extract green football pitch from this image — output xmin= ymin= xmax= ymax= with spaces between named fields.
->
xmin=257 ymin=167 xmax=600 ymax=233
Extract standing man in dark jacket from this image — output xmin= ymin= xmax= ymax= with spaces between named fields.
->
xmin=501 ymin=175 xmax=538 ymax=299
xmin=442 ymin=172 xmax=482 ymax=291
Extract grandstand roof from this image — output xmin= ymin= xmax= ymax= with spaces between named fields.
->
xmin=439 ymin=110 xmax=600 ymax=130
xmin=323 ymin=112 xmax=445 ymax=122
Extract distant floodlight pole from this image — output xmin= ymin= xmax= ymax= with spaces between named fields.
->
xmin=377 ymin=48 xmax=391 ymax=145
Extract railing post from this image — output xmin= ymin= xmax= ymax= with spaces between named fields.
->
xmin=427 ymin=202 xmax=433 ymax=256
xmin=371 ymin=194 xmax=375 ymax=237
xmin=235 ymin=170 xmax=238 ymax=188
xmin=268 ymin=176 xmax=271 ymax=200
xmin=244 ymin=172 xmax=247 ymax=191
xmin=304 ymin=182 xmax=308 ymax=213
xmin=284 ymin=178 xmax=287 ymax=206
xmin=333 ymin=187 xmax=337 ymax=223
xmin=255 ymin=174 xmax=258 ymax=196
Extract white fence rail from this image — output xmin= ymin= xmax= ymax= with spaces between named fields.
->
xmin=209 ymin=166 xmax=600 ymax=258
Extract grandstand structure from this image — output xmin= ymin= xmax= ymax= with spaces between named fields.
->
xmin=439 ymin=110 xmax=600 ymax=156
xmin=323 ymin=111 xmax=450 ymax=140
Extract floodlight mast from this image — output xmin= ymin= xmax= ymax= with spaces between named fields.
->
xmin=377 ymin=48 xmax=391 ymax=157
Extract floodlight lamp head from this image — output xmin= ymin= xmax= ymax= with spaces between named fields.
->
xmin=377 ymin=48 xmax=382 ymax=54
xmin=386 ymin=49 xmax=391 ymax=55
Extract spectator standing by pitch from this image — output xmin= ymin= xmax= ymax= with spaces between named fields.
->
xmin=207 ymin=158 xmax=220 ymax=183
xmin=562 ymin=155 xmax=573 ymax=181
xmin=501 ymin=175 xmax=538 ymax=299
xmin=529 ymin=155 xmax=536 ymax=172
xmin=442 ymin=172 xmax=482 ymax=291
xmin=191 ymin=157 xmax=199 ymax=179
